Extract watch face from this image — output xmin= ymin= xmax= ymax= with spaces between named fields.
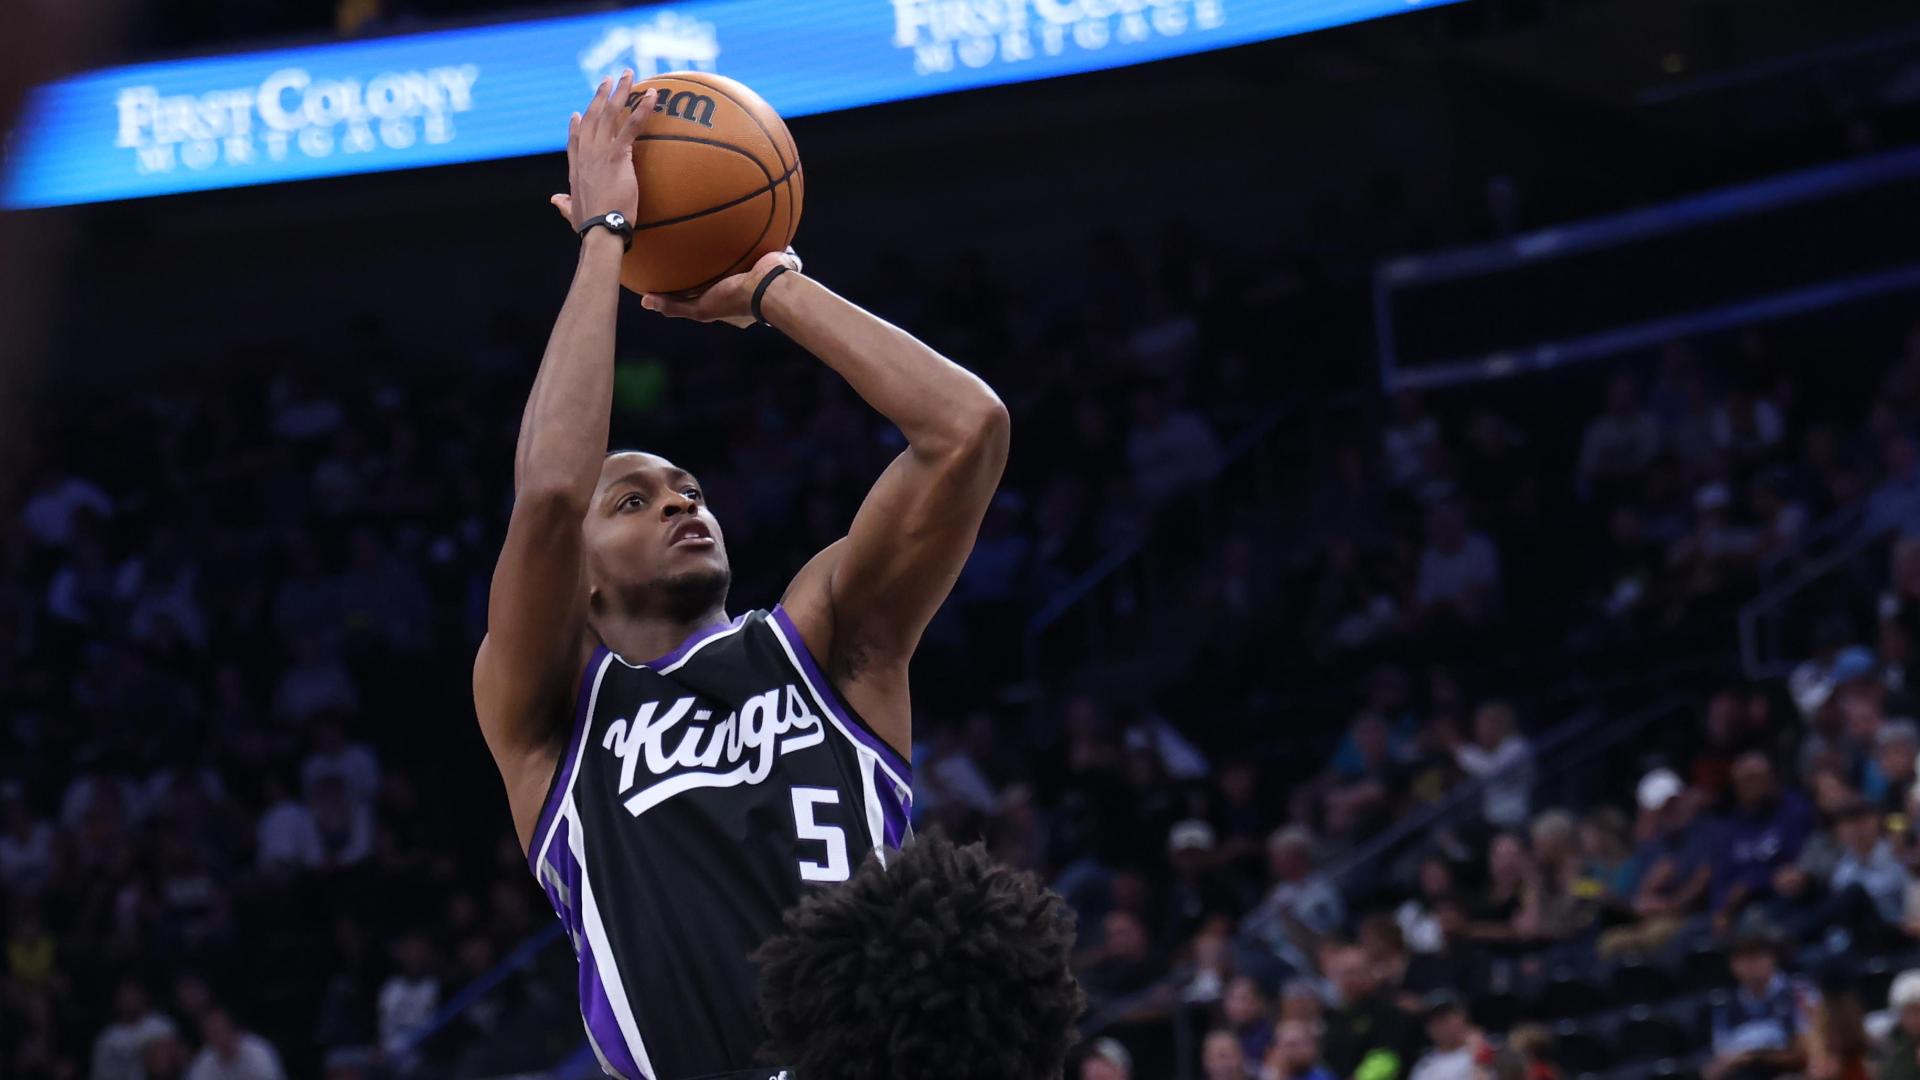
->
xmin=605 ymin=212 xmax=627 ymax=229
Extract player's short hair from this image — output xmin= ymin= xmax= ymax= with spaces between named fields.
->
xmin=754 ymin=831 xmax=1084 ymax=1080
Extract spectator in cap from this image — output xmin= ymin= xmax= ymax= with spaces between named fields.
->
xmin=1598 ymin=768 xmax=1710 ymax=961
xmin=1876 ymin=970 xmax=1920 ymax=1080
xmin=1081 ymin=1036 xmax=1132 ymax=1080
xmin=1791 ymin=640 xmax=1879 ymax=722
xmin=1408 ymin=993 xmax=1488 ymax=1080
xmin=1266 ymin=1017 xmax=1337 ymax=1080
xmin=1704 ymin=925 xmax=1817 ymax=1080
xmin=1865 ymin=719 xmax=1920 ymax=812
xmin=1166 ymin=820 xmax=1250 ymax=945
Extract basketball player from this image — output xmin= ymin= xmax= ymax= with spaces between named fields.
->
xmin=472 ymin=72 xmax=1009 ymax=1080
xmin=754 ymin=831 xmax=1085 ymax=1080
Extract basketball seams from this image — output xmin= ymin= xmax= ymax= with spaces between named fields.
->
xmin=665 ymin=72 xmax=800 ymax=252
xmin=629 ymin=135 xmax=770 ymax=225
xmin=627 ymin=73 xmax=798 ymax=296
xmin=629 ymin=135 xmax=795 ymax=231
xmin=663 ymin=73 xmax=789 ymax=172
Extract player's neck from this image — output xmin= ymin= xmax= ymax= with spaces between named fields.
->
xmin=595 ymin=606 xmax=732 ymax=665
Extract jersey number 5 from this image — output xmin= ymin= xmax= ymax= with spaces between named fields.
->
xmin=790 ymin=787 xmax=850 ymax=883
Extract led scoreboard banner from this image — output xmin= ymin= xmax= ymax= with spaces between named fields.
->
xmin=3 ymin=0 xmax=1458 ymax=209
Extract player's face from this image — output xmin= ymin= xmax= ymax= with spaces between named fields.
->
xmin=584 ymin=451 xmax=730 ymax=605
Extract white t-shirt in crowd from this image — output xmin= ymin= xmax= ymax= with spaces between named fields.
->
xmin=1410 ymin=1045 xmax=1479 ymax=1080
xmin=91 ymin=1012 xmax=178 ymax=1080
xmin=378 ymin=975 xmax=441 ymax=1051
xmin=186 ymin=1034 xmax=286 ymax=1080
xmin=1456 ymin=736 xmax=1534 ymax=829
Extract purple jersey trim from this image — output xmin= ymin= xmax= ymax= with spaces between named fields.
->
xmin=539 ymin=816 xmax=647 ymax=1080
xmin=578 ymin=936 xmax=646 ymax=1079
xmin=768 ymin=604 xmax=912 ymax=782
xmin=527 ymin=643 xmax=610 ymax=874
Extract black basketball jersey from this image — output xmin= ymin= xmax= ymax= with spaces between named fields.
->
xmin=527 ymin=607 xmax=912 ymax=1080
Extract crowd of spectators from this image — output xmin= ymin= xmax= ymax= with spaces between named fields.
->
xmin=8 ymin=145 xmax=1920 ymax=1080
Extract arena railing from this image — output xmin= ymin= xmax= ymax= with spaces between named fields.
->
xmin=1738 ymin=486 xmax=1920 ymax=679
xmin=1021 ymin=399 xmax=1297 ymax=678
xmin=1373 ymin=143 xmax=1920 ymax=393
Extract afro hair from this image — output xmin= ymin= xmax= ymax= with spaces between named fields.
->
xmin=754 ymin=831 xmax=1084 ymax=1080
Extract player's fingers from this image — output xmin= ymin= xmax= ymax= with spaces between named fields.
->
xmin=783 ymin=247 xmax=803 ymax=273
xmin=610 ymin=70 xmax=634 ymax=128
xmin=639 ymin=294 xmax=703 ymax=320
xmin=550 ymin=194 xmax=573 ymax=223
xmin=585 ymin=76 xmax=611 ymax=131
xmin=596 ymin=71 xmax=630 ymax=139
xmin=618 ymin=88 xmax=658 ymax=142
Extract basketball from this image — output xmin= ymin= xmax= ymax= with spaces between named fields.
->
xmin=620 ymin=72 xmax=803 ymax=298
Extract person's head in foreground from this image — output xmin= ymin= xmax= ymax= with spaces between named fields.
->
xmin=755 ymin=831 xmax=1085 ymax=1079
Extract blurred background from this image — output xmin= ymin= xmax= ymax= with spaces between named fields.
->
xmin=8 ymin=1 xmax=1920 ymax=1078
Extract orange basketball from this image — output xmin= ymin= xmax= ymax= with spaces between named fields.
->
xmin=621 ymin=72 xmax=803 ymax=298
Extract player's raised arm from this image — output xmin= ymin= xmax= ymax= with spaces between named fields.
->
xmin=641 ymin=267 xmax=1010 ymax=757
xmin=473 ymin=75 xmax=655 ymax=849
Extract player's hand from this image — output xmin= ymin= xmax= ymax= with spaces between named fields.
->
xmin=549 ymin=72 xmax=653 ymax=231
xmin=639 ymin=249 xmax=804 ymax=328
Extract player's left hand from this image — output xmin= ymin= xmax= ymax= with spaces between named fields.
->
xmin=639 ymin=249 xmax=802 ymax=328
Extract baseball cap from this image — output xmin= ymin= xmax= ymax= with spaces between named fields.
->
xmin=1169 ymin=819 xmax=1217 ymax=854
xmin=1637 ymin=768 xmax=1684 ymax=812
xmin=1891 ymin=970 xmax=1920 ymax=1011
xmin=1086 ymin=1037 xmax=1133 ymax=1073
xmin=1422 ymin=990 xmax=1468 ymax=1020
xmin=1832 ymin=646 xmax=1880 ymax=685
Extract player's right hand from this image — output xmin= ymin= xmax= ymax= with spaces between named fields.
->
xmin=549 ymin=72 xmax=654 ymax=232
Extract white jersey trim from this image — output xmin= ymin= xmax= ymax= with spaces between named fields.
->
xmin=569 ymin=798 xmax=658 ymax=1080
xmin=536 ymin=649 xmax=616 ymax=876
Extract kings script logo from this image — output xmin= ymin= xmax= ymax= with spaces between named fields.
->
xmin=114 ymin=65 xmax=478 ymax=175
xmin=891 ymin=0 xmax=1226 ymax=77
xmin=601 ymin=685 xmax=826 ymax=816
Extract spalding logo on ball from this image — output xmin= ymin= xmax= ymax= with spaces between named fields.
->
xmin=620 ymin=72 xmax=803 ymax=299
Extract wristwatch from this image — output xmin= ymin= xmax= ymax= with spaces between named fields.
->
xmin=578 ymin=211 xmax=633 ymax=252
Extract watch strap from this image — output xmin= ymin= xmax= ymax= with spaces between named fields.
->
xmin=578 ymin=212 xmax=633 ymax=252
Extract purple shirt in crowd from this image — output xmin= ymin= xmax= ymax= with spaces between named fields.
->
xmin=1710 ymin=791 xmax=1813 ymax=907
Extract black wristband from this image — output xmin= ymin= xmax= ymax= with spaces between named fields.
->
xmin=750 ymin=265 xmax=792 ymax=327
xmin=578 ymin=212 xmax=633 ymax=252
